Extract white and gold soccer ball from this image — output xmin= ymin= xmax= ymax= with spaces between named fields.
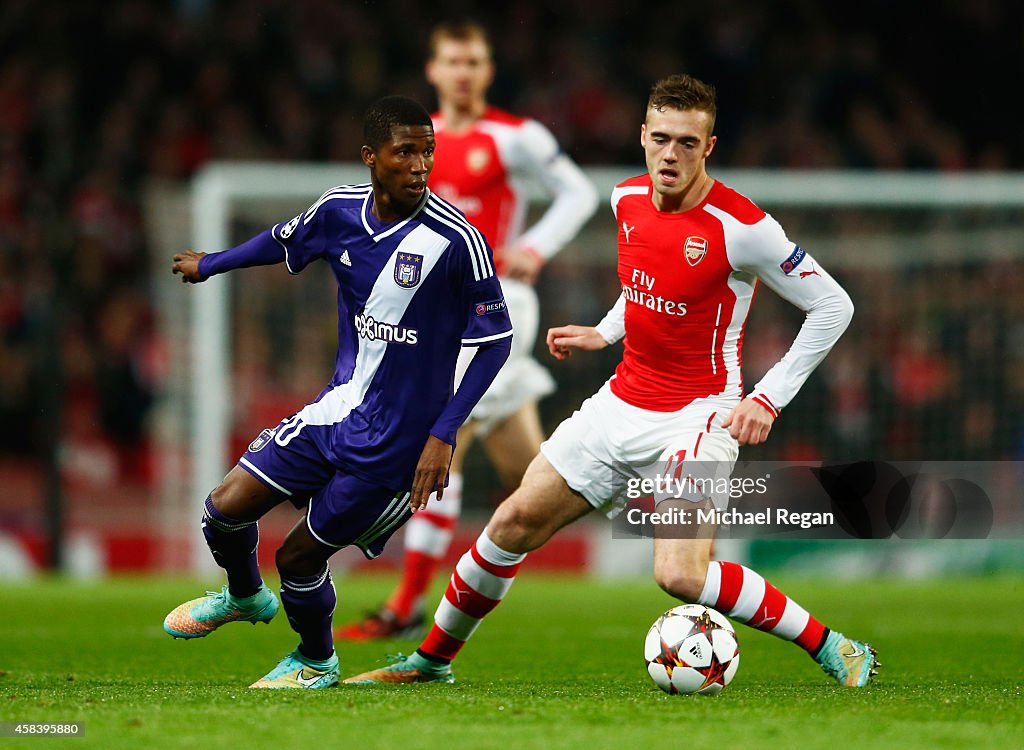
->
xmin=644 ymin=604 xmax=740 ymax=696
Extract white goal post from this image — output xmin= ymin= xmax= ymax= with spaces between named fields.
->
xmin=184 ymin=164 xmax=1024 ymax=570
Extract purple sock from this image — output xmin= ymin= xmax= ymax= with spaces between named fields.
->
xmin=202 ymin=496 xmax=262 ymax=598
xmin=280 ymin=566 xmax=336 ymax=662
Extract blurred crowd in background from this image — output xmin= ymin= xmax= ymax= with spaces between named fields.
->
xmin=1 ymin=0 xmax=1022 ymax=502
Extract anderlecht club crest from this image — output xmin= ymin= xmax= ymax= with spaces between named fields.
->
xmin=394 ymin=252 xmax=424 ymax=288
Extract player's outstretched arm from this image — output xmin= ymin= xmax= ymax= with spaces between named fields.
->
xmin=175 ymin=230 xmax=289 ymax=284
xmin=172 ymin=250 xmax=208 ymax=283
xmin=546 ymin=325 xmax=608 ymax=360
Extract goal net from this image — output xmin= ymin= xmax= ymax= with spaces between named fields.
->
xmin=148 ymin=166 xmax=1024 ymax=572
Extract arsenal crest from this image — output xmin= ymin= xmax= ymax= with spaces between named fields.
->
xmin=467 ymin=147 xmax=490 ymax=174
xmin=684 ymin=236 xmax=708 ymax=266
xmin=394 ymin=252 xmax=424 ymax=288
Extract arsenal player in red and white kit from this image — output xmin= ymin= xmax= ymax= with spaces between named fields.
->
xmin=346 ymin=74 xmax=879 ymax=689
xmin=336 ymin=21 xmax=597 ymax=641
xmin=596 ymin=174 xmax=838 ymax=420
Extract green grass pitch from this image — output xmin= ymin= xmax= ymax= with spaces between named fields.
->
xmin=1 ymin=573 xmax=1021 ymax=749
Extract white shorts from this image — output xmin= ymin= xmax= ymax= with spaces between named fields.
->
xmin=540 ymin=383 xmax=740 ymax=517
xmin=455 ymin=277 xmax=556 ymax=436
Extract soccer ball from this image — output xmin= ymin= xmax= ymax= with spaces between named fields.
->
xmin=644 ymin=604 xmax=740 ymax=696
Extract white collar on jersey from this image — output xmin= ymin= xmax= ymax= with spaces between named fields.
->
xmin=361 ymin=188 xmax=431 ymax=243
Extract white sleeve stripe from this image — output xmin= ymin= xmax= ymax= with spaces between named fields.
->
xmin=270 ymin=232 xmax=299 ymax=275
xmin=304 ymin=184 xmax=372 ymax=225
xmin=462 ymin=329 xmax=513 ymax=345
xmin=424 ymin=204 xmax=492 ymax=281
xmin=427 ymin=196 xmax=493 ymax=276
xmin=427 ymin=196 xmax=491 ymax=276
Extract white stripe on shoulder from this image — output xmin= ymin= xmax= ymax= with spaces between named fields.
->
xmin=426 ymin=195 xmax=490 ymax=273
xmin=311 ymin=183 xmax=370 ymax=204
xmin=424 ymin=204 xmax=491 ymax=281
xmin=426 ymin=196 xmax=493 ymax=278
xmin=304 ymin=184 xmax=372 ymax=225
xmin=424 ymin=204 xmax=484 ymax=280
xmin=610 ymin=184 xmax=648 ymax=218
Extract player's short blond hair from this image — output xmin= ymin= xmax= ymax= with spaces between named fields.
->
xmin=428 ymin=21 xmax=493 ymax=60
xmin=648 ymin=74 xmax=717 ymax=134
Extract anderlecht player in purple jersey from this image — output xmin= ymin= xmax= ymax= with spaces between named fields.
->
xmin=162 ymin=96 xmax=511 ymax=690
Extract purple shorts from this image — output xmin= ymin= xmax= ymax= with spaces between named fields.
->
xmin=238 ymin=422 xmax=412 ymax=559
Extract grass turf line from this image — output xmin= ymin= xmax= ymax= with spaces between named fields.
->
xmin=0 ymin=574 xmax=1021 ymax=750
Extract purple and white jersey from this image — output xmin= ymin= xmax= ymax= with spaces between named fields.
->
xmin=265 ymin=184 xmax=512 ymax=488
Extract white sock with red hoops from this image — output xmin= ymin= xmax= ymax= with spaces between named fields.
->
xmin=698 ymin=560 xmax=829 ymax=655
xmin=418 ymin=528 xmax=525 ymax=661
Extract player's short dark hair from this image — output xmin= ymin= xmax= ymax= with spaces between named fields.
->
xmin=363 ymin=96 xmax=433 ymax=149
xmin=428 ymin=20 xmax=492 ymax=60
xmin=648 ymin=74 xmax=717 ymax=134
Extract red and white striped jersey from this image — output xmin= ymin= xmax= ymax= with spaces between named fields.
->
xmin=429 ymin=107 xmax=597 ymax=272
xmin=595 ymin=174 xmax=853 ymax=415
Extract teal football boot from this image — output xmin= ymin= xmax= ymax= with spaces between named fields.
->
xmin=816 ymin=631 xmax=879 ymax=687
xmin=163 ymin=583 xmax=278 ymax=639
xmin=250 ymin=649 xmax=339 ymax=689
xmin=343 ymin=652 xmax=455 ymax=684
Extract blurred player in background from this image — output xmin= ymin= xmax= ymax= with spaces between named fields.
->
xmin=345 ymin=75 xmax=880 ymax=688
xmin=336 ymin=20 xmax=598 ymax=641
xmin=162 ymin=96 xmax=512 ymax=688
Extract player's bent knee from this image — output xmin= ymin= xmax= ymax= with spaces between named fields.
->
xmin=210 ymin=465 xmax=280 ymax=521
xmin=275 ymin=531 xmax=332 ymax=577
xmin=209 ymin=480 xmax=247 ymax=518
xmin=274 ymin=545 xmax=296 ymax=576
xmin=654 ymin=566 xmax=706 ymax=603
xmin=488 ymin=499 xmax=551 ymax=554
xmin=275 ymin=544 xmax=321 ymax=578
xmin=209 ymin=471 xmax=249 ymax=506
